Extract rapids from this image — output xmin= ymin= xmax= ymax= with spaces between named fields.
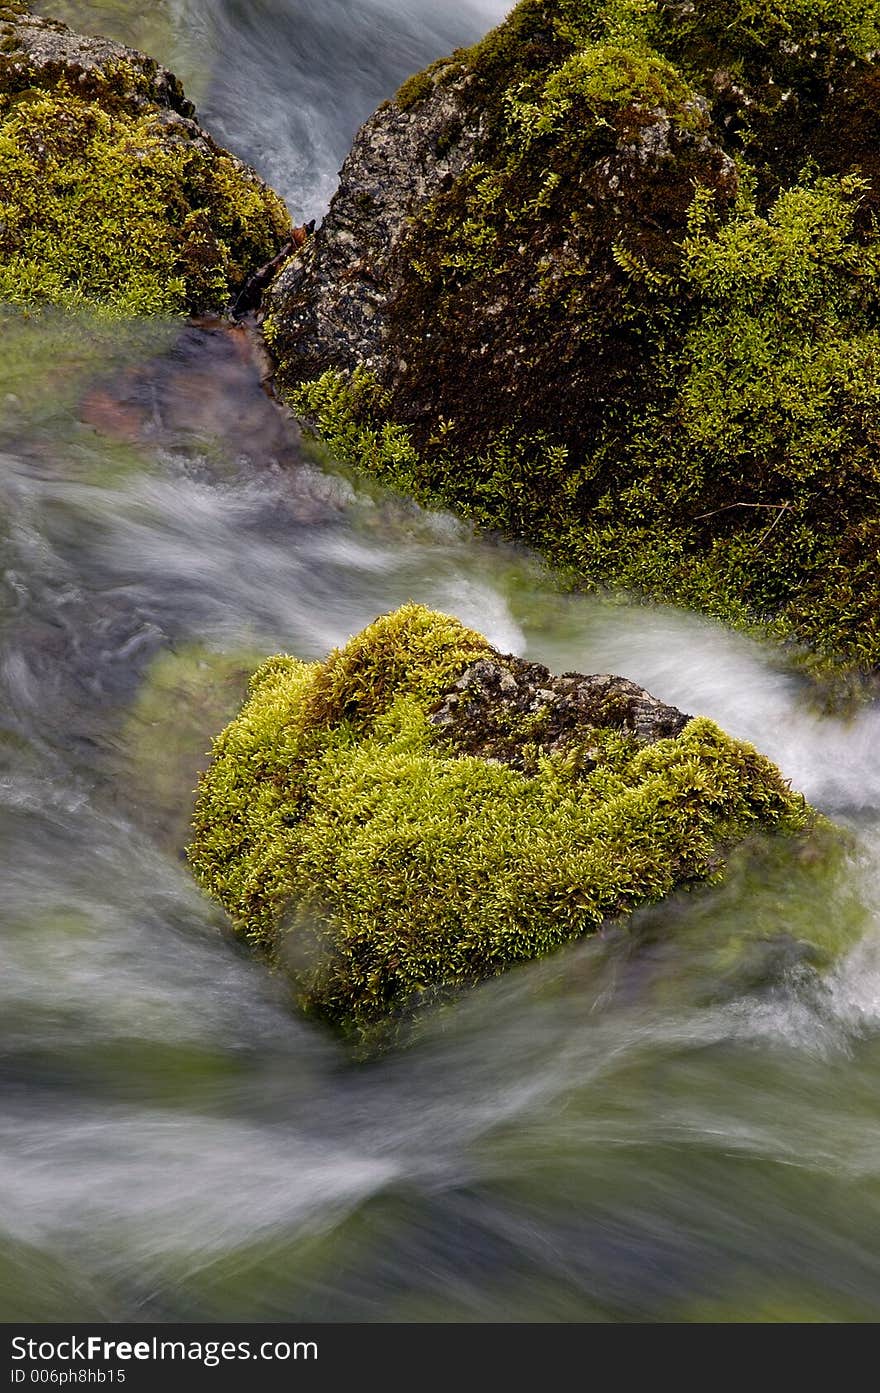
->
xmin=4 ymin=0 xmax=880 ymax=1322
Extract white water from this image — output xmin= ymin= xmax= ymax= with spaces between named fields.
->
xmin=5 ymin=0 xmax=880 ymax=1324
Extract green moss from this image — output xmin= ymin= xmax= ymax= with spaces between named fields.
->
xmin=292 ymin=365 xmax=579 ymax=533
xmin=510 ymin=39 xmax=701 ymax=152
xmin=568 ymin=171 xmax=880 ymax=677
xmin=267 ymin=0 xmax=880 ymax=689
xmin=0 ymin=74 xmax=290 ymax=315
xmin=299 ymin=603 xmax=490 ymax=730
xmin=395 ymin=57 xmax=465 ymax=111
xmin=294 ymin=164 xmax=880 ymax=688
xmin=188 ymin=605 xmax=814 ymax=1040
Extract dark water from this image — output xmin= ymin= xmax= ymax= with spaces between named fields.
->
xmin=5 ymin=2 xmax=880 ymax=1324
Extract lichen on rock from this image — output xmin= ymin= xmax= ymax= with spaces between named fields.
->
xmin=263 ymin=0 xmax=880 ymax=688
xmin=0 ymin=9 xmax=291 ymax=314
xmin=188 ymin=603 xmax=815 ymax=1041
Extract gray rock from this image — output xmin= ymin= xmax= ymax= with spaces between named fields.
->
xmin=0 ymin=8 xmax=193 ymax=114
xmin=429 ymin=653 xmax=690 ymax=772
xmin=264 ymin=64 xmax=485 ymax=383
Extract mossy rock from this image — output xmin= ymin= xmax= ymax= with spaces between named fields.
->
xmin=188 ymin=604 xmax=816 ymax=1042
xmin=264 ymin=0 xmax=880 ymax=687
xmin=0 ymin=10 xmax=291 ymax=315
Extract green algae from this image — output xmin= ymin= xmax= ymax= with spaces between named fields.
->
xmin=188 ymin=604 xmax=814 ymax=1040
xmin=0 ymin=302 xmax=177 ymax=442
xmin=119 ymin=644 xmax=264 ymax=849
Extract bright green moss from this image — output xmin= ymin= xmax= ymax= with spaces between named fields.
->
xmin=660 ymin=0 xmax=880 ymax=74
xmin=187 ymin=653 xmax=321 ymax=948
xmin=397 ymin=0 xmax=880 ymax=115
xmin=395 ymin=57 xmax=464 ymax=111
xmin=188 ymin=604 xmax=814 ymax=1039
xmin=0 ymin=80 xmax=290 ymax=316
xmin=511 ymin=42 xmax=701 ymax=140
xmin=298 ymin=603 xmax=490 ymax=730
xmin=572 ymin=171 xmax=880 ymax=678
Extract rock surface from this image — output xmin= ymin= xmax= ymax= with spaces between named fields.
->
xmin=0 ymin=6 xmax=291 ymax=314
xmin=265 ymin=67 xmax=487 ymax=384
xmin=429 ymin=655 xmax=689 ymax=770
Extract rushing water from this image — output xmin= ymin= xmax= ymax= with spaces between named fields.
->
xmin=5 ymin=0 xmax=880 ymax=1324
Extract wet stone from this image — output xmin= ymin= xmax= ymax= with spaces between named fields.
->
xmin=428 ymin=653 xmax=690 ymax=771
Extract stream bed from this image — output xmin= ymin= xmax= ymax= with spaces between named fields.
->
xmin=4 ymin=0 xmax=880 ymax=1323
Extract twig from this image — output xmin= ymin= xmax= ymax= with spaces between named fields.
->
xmin=756 ymin=501 xmax=791 ymax=547
xmin=693 ymin=501 xmax=789 ymax=520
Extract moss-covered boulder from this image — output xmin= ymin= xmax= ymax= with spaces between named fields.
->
xmin=263 ymin=0 xmax=880 ymax=685
xmin=188 ymin=603 xmax=815 ymax=1039
xmin=0 ymin=6 xmax=291 ymax=314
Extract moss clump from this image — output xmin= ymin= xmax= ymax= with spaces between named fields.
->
xmin=0 ymin=23 xmax=290 ymax=315
xmin=298 ymin=604 xmax=491 ymax=730
xmin=188 ymin=604 xmax=814 ymax=1040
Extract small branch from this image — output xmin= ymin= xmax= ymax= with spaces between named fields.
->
xmin=692 ymin=501 xmax=788 ymax=521
xmin=756 ymin=501 xmax=791 ymax=547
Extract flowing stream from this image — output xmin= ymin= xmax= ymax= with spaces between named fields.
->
xmin=5 ymin=0 xmax=880 ymax=1323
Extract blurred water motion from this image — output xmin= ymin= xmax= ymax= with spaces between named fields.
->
xmin=5 ymin=0 xmax=880 ymax=1325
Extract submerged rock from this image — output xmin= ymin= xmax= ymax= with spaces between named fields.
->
xmin=263 ymin=0 xmax=880 ymax=687
xmin=0 ymin=6 xmax=291 ymax=314
xmin=188 ymin=603 xmax=814 ymax=1041
xmin=119 ymin=644 xmax=263 ymax=850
